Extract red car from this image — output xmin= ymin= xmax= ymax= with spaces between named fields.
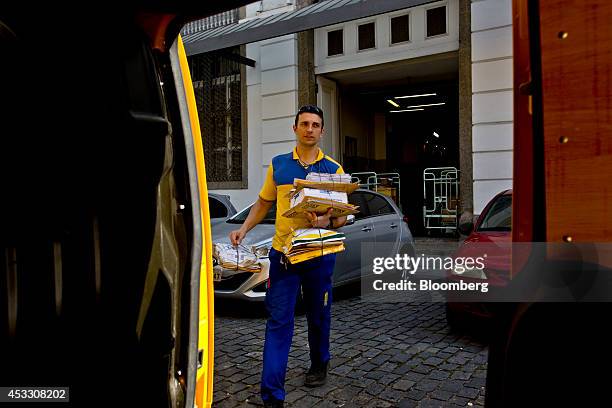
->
xmin=445 ymin=189 xmax=512 ymax=330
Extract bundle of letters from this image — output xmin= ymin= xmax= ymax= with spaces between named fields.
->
xmin=306 ymin=171 xmax=352 ymax=184
xmin=282 ymin=172 xmax=360 ymax=218
xmin=282 ymin=228 xmax=346 ymax=264
xmin=288 ymin=172 xmax=359 ymax=195
xmin=213 ymin=243 xmax=262 ymax=272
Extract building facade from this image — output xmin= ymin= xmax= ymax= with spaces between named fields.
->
xmin=183 ymin=0 xmax=513 ymax=224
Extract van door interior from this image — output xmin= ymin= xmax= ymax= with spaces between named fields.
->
xmin=0 ymin=2 xmax=251 ymax=406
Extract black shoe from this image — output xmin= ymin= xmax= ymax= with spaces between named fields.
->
xmin=263 ymin=397 xmax=284 ymax=408
xmin=304 ymin=361 xmax=329 ymax=387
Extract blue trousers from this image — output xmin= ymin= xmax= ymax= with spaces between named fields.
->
xmin=260 ymin=248 xmax=336 ymax=402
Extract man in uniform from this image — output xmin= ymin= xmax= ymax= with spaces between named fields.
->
xmin=230 ymin=105 xmax=347 ymax=408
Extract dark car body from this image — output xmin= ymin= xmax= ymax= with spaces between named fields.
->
xmin=446 ymin=190 xmax=512 ymax=324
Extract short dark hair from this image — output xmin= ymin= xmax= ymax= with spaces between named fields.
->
xmin=294 ymin=104 xmax=324 ymax=127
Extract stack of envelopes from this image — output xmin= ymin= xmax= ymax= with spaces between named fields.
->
xmin=288 ymin=178 xmax=359 ymax=196
xmin=213 ymin=243 xmax=262 ymax=272
xmin=282 ymin=228 xmax=346 ymax=264
xmin=306 ymin=172 xmax=352 ymax=183
xmin=283 ymin=175 xmax=360 ymax=218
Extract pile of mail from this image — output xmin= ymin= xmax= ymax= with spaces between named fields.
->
xmin=306 ymin=172 xmax=352 ymax=183
xmin=280 ymin=172 xmax=359 ymax=261
xmin=282 ymin=173 xmax=360 ymax=219
xmin=282 ymin=228 xmax=346 ymax=264
xmin=213 ymin=243 xmax=262 ymax=272
xmin=283 ymin=188 xmax=358 ymax=218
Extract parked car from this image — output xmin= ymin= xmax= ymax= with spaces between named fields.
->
xmin=211 ymin=189 xmax=415 ymax=301
xmin=446 ymin=189 xmax=512 ymax=329
xmin=209 ymin=193 xmax=237 ymax=226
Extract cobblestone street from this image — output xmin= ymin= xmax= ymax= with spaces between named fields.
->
xmin=212 ymin=283 xmax=488 ymax=408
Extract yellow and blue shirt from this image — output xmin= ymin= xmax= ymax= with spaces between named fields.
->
xmin=259 ymin=147 xmax=344 ymax=251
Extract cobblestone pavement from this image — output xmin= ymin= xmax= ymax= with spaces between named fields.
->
xmin=212 ymin=237 xmax=487 ymax=407
xmin=212 ymin=292 xmax=488 ymax=408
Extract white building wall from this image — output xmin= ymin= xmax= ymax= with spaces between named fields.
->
xmin=212 ymin=1 xmax=298 ymax=210
xmin=314 ymin=0 xmax=459 ymax=74
xmin=246 ymin=0 xmax=294 ymax=19
xmin=471 ymin=0 xmax=513 ymax=213
xmin=212 ymin=0 xmax=515 ymax=214
xmin=212 ymin=34 xmax=299 ymax=211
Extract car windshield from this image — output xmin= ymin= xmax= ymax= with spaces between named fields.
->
xmin=477 ymin=194 xmax=512 ymax=231
xmin=227 ymin=202 xmax=277 ymax=224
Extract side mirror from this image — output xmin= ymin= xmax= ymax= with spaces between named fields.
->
xmin=458 ymin=220 xmax=474 ymax=236
xmin=344 ymin=214 xmax=355 ymax=226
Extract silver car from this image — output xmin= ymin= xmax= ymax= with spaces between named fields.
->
xmin=208 ymin=193 xmax=237 ymax=227
xmin=211 ymin=189 xmax=415 ymax=301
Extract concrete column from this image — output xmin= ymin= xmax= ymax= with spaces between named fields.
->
xmin=297 ymin=0 xmax=316 ymax=106
xmin=297 ymin=30 xmax=316 ymax=106
xmin=458 ymin=0 xmax=473 ymax=215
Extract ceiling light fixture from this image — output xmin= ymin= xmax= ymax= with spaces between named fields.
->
xmin=389 ymin=108 xmax=425 ymax=113
xmin=433 ymin=132 xmax=440 ymax=138
xmin=404 ymin=102 xmax=446 ymax=109
xmin=395 ymin=92 xmax=437 ymax=99
xmin=386 ymin=99 xmax=400 ymax=108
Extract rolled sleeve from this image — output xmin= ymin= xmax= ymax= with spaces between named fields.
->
xmin=335 ymin=165 xmax=345 ymax=174
xmin=259 ymin=163 xmax=277 ymax=202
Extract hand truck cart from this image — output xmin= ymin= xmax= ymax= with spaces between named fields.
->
xmin=423 ymin=167 xmax=459 ymax=234
xmin=350 ymin=172 xmax=401 ymax=210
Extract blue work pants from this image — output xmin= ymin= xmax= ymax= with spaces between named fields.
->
xmin=260 ymin=248 xmax=336 ymax=402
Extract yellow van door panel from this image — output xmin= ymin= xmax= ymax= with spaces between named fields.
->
xmin=176 ymin=36 xmax=216 ymax=408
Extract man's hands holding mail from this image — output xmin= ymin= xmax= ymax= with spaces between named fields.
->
xmin=229 ymin=228 xmax=247 ymax=246
xmin=306 ymin=208 xmax=334 ymax=229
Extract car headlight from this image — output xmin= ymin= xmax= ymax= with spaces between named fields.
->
xmin=252 ymin=239 xmax=273 ymax=259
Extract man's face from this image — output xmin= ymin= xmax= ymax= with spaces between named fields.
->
xmin=293 ymin=112 xmax=324 ymax=147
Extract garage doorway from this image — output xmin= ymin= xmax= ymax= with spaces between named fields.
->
xmin=320 ymin=52 xmax=460 ymax=236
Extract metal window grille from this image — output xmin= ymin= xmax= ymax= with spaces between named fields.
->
xmin=188 ymin=48 xmax=243 ymax=183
